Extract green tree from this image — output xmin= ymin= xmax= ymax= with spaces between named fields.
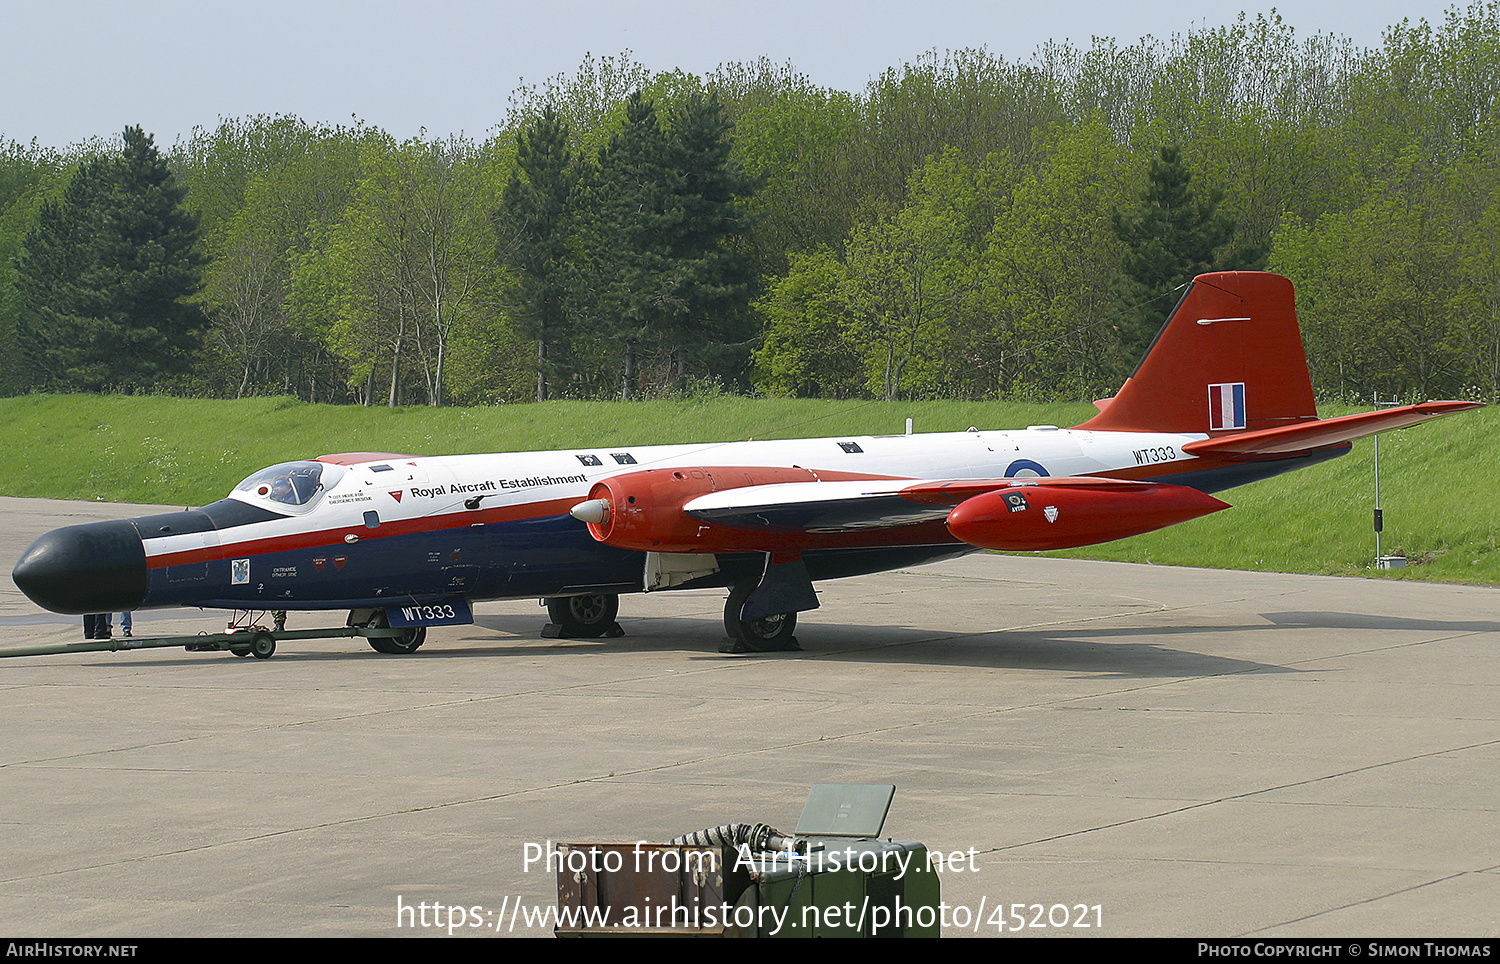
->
xmin=1111 ymin=146 xmax=1237 ymax=365
xmin=589 ymin=92 xmax=672 ymax=398
xmin=197 ymin=124 xmax=372 ymax=402
xmin=1271 ymin=166 xmax=1470 ymax=400
xmin=710 ymin=59 xmax=862 ymax=272
xmin=857 ymin=50 xmax=1066 ymax=213
xmin=588 ymin=91 xmax=756 ymax=397
xmin=979 ymin=118 xmax=1127 ymax=399
xmin=506 ymin=52 xmax=658 ymax=159
xmin=0 ymin=138 xmax=68 ymax=395
xmin=1448 ymin=131 xmax=1500 ymax=400
xmin=752 ymin=246 xmax=864 ymax=397
xmin=17 ymin=126 xmax=205 ymax=392
xmin=294 ymin=135 xmax=501 ymax=406
xmin=752 ymin=149 xmax=1010 ymax=401
xmin=202 ymin=185 xmax=288 ymax=398
xmin=495 ymin=108 xmax=582 ymax=402
xmin=660 ymin=91 xmax=758 ymax=385
xmin=174 ymin=115 xmax=330 ymax=242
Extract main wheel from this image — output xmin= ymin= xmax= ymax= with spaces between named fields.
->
xmin=362 ymin=611 xmax=427 ymax=654
xmin=723 ymin=582 xmax=798 ymax=652
xmin=546 ymin=593 xmax=620 ymax=638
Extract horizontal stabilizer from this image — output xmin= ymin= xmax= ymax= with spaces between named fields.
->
xmin=1181 ymin=401 xmax=1482 ymax=460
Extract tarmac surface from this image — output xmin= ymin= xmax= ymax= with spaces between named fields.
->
xmin=1 ymin=495 xmax=1497 ymax=938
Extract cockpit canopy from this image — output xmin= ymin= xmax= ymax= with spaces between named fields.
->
xmin=231 ymin=460 xmax=345 ymax=511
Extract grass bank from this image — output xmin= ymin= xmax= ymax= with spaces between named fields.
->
xmin=3 ymin=393 xmax=1493 ymax=584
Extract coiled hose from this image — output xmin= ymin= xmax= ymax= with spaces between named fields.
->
xmin=667 ymin=822 xmax=801 ymax=853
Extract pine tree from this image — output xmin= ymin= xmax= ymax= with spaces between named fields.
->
xmin=590 ymin=92 xmax=756 ymax=397
xmin=1111 ymin=146 xmax=1237 ymax=364
xmin=496 ymin=108 xmax=581 ymax=402
xmin=661 ymin=92 xmax=757 ymax=386
xmin=592 ymin=93 xmax=677 ymax=398
xmin=17 ymin=126 xmax=205 ymax=392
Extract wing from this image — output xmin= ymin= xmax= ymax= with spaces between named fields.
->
xmin=572 ymin=469 xmax=1228 ymax=554
xmin=686 ymin=476 xmax=1228 ymax=551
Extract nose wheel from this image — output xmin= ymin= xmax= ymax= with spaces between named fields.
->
xmin=358 ymin=611 xmax=427 ymax=654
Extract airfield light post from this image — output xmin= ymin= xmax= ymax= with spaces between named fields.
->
xmin=1371 ymin=393 xmax=1399 ymax=566
xmin=1374 ymin=394 xmax=1382 ymax=561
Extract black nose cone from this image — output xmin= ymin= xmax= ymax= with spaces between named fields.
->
xmin=12 ymin=520 xmax=148 ymax=615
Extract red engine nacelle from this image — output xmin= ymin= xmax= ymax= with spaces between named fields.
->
xmin=944 ymin=481 xmax=1229 ymax=551
xmin=575 ymin=466 xmax=826 ymax=553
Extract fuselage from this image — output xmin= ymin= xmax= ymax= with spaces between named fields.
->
xmin=12 ymin=425 xmax=1344 ymax=617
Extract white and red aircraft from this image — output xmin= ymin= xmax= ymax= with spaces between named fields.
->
xmin=12 ymin=272 xmax=1481 ymax=653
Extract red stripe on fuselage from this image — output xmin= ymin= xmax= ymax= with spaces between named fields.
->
xmin=142 ymin=494 xmax=587 ymax=570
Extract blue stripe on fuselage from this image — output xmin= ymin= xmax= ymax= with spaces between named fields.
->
xmin=141 ymin=507 xmax=976 ymax=612
xmin=142 ymin=513 xmax=643 ymax=611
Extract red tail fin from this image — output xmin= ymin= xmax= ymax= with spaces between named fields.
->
xmin=1075 ymin=272 xmax=1317 ymax=435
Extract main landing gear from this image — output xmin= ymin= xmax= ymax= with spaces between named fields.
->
xmin=538 ymin=587 xmax=798 ymax=653
xmin=720 ymin=581 xmax=799 ymax=654
xmin=543 ymin=593 xmax=624 ymax=639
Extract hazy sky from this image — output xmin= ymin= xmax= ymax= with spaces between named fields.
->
xmin=2 ymin=0 xmax=1465 ymax=149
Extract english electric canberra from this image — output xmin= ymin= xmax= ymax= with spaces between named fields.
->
xmin=13 ymin=273 xmax=1480 ymax=653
